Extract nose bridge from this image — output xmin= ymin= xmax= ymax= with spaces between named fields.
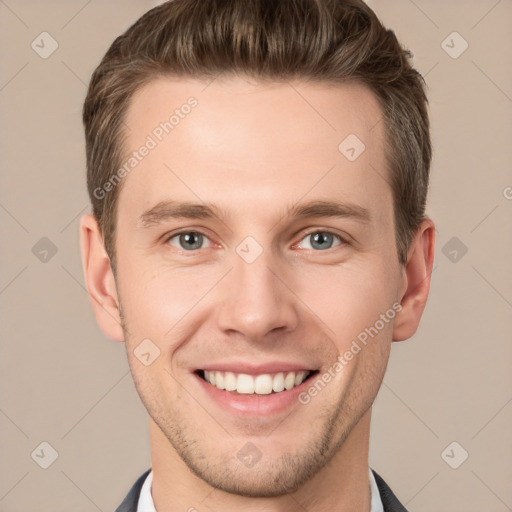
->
xmin=215 ymin=242 xmax=299 ymax=339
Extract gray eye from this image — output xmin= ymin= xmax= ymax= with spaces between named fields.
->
xmin=300 ymin=232 xmax=341 ymax=251
xmin=168 ymin=232 xmax=210 ymax=250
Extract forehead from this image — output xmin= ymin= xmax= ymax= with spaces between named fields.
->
xmin=124 ymin=76 xmax=384 ymax=151
xmin=119 ymin=75 xmax=390 ymax=225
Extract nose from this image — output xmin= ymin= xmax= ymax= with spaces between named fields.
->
xmin=215 ymin=248 xmax=300 ymax=342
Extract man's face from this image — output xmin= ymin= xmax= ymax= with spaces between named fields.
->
xmin=113 ymin=76 xmax=405 ymax=496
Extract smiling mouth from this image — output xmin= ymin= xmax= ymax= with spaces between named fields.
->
xmin=195 ymin=369 xmax=319 ymax=395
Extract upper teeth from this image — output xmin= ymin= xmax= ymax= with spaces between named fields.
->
xmin=203 ymin=370 xmax=311 ymax=395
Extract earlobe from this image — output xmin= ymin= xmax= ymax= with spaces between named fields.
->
xmin=392 ymin=218 xmax=436 ymax=342
xmin=79 ymin=213 xmax=125 ymax=342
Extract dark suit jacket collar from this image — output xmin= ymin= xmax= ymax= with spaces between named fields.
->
xmin=115 ymin=468 xmax=409 ymax=512
xmin=115 ymin=468 xmax=150 ymax=512
xmin=372 ymin=469 xmax=409 ymax=512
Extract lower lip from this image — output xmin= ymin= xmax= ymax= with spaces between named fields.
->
xmin=193 ymin=372 xmax=317 ymax=416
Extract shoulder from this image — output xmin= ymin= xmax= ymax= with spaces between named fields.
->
xmin=115 ymin=467 xmax=409 ymax=512
xmin=115 ymin=468 xmax=151 ymax=512
xmin=371 ymin=469 xmax=410 ymax=512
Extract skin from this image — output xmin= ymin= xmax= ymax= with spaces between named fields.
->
xmin=80 ymin=76 xmax=435 ymax=512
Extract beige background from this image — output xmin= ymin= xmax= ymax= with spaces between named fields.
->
xmin=1 ymin=1 xmax=511 ymax=511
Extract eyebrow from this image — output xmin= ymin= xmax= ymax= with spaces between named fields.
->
xmin=137 ymin=199 xmax=371 ymax=229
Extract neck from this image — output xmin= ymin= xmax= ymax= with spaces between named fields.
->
xmin=150 ymin=408 xmax=372 ymax=512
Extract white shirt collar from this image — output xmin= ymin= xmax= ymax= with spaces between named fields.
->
xmin=137 ymin=467 xmax=384 ymax=512
xmin=369 ymin=467 xmax=385 ymax=512
xmin=137 ymin=469 xmax=156 ymax=512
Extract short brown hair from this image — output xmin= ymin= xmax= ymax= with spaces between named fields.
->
xmin=83 ymin=0 xmax=431 ymax=274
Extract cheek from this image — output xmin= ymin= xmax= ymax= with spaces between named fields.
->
xmin=294 ymin=260 xmax=398 ymax=341
xmin=118 ymin=261 xmax=224 ymax=340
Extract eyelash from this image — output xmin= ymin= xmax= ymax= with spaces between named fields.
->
xmin=163 ymin=229 xmax=349 ymax=253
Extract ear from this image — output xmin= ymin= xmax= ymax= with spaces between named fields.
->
xmin=392 ymin=217 xmax=435 ymax=341
xmin=79 ymin=213 xmax=124 ymax=342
